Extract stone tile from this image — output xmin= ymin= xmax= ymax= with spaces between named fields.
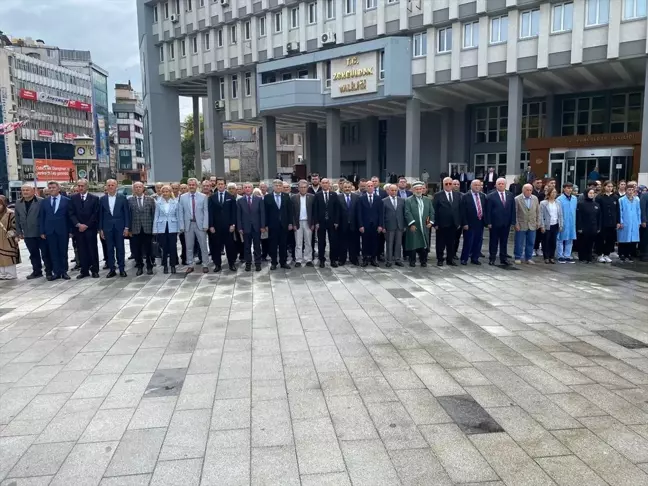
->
xmin=176 ymin=373 xmax=218 ymax=410
xmin=326 ymin=395 xmax=378 ymax=441
xmin=91 ymin=354 xmax=133 ymax=375
xmin=252 ymin=398 xmax=293 ymax=447
xmin=79 ymin=408 xmax=134 ymax=443
xmin=394 ymin=389 xmax=452 ymax=425
xmin=436 ymin=395 xmax=504 ymax=435
xmin=410 ymin=364 xmax=465 ymax=397
xmin=159 ymin=409 xmax=211 ymax=460
xmin=389 ymin=448 xmax=453 ymax=485
xmin=293 ymin=417 xmax=345 ymax=475
xmin=251 ymin=445 xmax=300 ymax=486
xmin=202 ymin=429 xmax=250 ymax=486
xmin=8 ymin=441 xmax=74 ymax=478
xmin=151 ymin=458 xmax=202 ymax=486
xmin=365 ymin=401 xmax=427 ymax=450
xmin=35 ymin=399 xmax=100 ymax=443
xmin=0 ymin=476 xmax=53 ymax=485
xmin=464 ymin=385 xmax=515 ymax=408
xmin=579 ymin=415 xmax=648 ymax=463
xmin=300 ymin=472 xmax=352 ymax=486
xmin=211 ymin=398 xmax=250 ymax=430
xmin=0 ymin=435 xmax=36 ymax=480
xmin=287 ymin=389 xmax=329 ymax=420
xmin=571 ymin=384 xmax=648 ymax=425
xmin=100 ymin=475 xmax=152 ymax=486
xmin=595 ymin=330 xmax=648 ymax=349
xmin=339 ymin=439 xmax=401 ymax=486
xmin=546 ymin=392 xmax=607 ymax=418
xmin=536 ymin=455 xmax=609 ymax=486
xmin=105 ymin=428 xmax=166 ymax=477
xmin=143 ymin=368 xmax=187 ymax=398
xmin=128 ymin=396 xmax=177 ymax=429
xmin=71 ymin=373 xmax=120 ymax=400
xmin=447 ymin=367 xmax=492 ymax=387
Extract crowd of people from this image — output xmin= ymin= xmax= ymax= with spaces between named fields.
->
xmin=0 ymin=170 xmax=646 ymax=281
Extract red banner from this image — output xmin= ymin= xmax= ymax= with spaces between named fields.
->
xmin=67 ymin=100 xmax=92 ymax=112
xmin=35 ymin=159 xmax=75 ymax=182
xmin=64 ymin=133 xmax=77 ymax=140
xmin=38 ymin=129 xmax=54 ymax=138
xmin=19 ymin=88 xmax=37 ymax=100
xmin=18 ymin=88 xmax=91 ymax=112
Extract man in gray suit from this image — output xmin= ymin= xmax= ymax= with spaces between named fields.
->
xmin=237 ymin=182 xmax=266 ymax=271
xmin=179 ymin=178 xmax=210 ymax=274
xmin=128 ymin=182 xmax=156 ymax=276
xmin=291 ymin=180 xmax=315 ymax=267
xmin=15 ymin=184 xmax=51 ymax=279
xmin=382 ymin=184 xmax=406 ymax=267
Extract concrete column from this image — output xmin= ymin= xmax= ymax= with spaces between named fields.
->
xmin=544 ymin=95 xmax=554 ymax=138
xmin=192 ymin=96 xmax=202 ymax=180
xmin=405 ymin=98 xmax=421 ymax=179
xmin=450 ymin=109 xmax=467 ymax=165
xmin=506 ymin=75 xmax=523 ymax=183
xmin=304 ymin=122 xmax=318 ymax=176
xmin=639 ymin=61 xmax=648 ymax=186
xmin=439 ymin=109 xmax=450 ymax=175
xmin=262 ymin=115 xmax=277 ymax=179
xmin=326 ymin=108 xmax=341 ymax=178
xmin=364 ymin=116 xmax=379 ymax=178
xmin=206 ymin=77 xmax=225 ymax=176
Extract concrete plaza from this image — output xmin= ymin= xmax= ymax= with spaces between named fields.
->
xmin=1 ymin=244 xmax=648 ymax=485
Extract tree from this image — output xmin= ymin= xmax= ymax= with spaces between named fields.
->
xmin=181 ymin=113 xmax=205 ymax=178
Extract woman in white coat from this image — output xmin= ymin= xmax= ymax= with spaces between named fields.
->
xmin=617 ymin=185 xmax=642 ymax=263
xmin=153 ymin=185 xmax=181 ymax=273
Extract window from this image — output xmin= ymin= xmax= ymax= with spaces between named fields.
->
xmin=624 ymin=0 xmax=647 ymax=19
xmin=204 ymin=31 xmax=210 ymax=50
xmin=153 ymin=5 xmax=158 ymax=22
xmin=169 ymin=42 xmax=175 ymax=60
xmin=308 ymin=2 xmax=317 ymax=23
xmin=366 ymin=0 xmax=377 ymax=9
xmin=218 ymin=28 xmax=223 ymax=47
xmin=164 ymin=1 xmax=169 ymax=18
xmin=326 ymin=0 xmax=335 ymax=19
xmin=231 ymin=74 xmax=238 ymax=99
xmin=325 ymin=60 xmax=331 ymax=88
xmin=379 ymin=50 xmax=385 ymax=79
xmin=181 ymin=39 xmax=186 ymax=56
xmin=521 ymin=101 xmax=546 ymax=140
xmin=413 ymin=32 xmax=427 ymax=57
xmin=262 ymin=72 xmax=277 ymax=84
xmin=159 ymin=46 xmax=164 ymax=62
xmin=586 ymin=0 xmax=609 ymax=26
xmin=291 ymin=7 xmax=299 ymax=28
xmin=561 ymin=96 xmax=606 ymax=135
xmin=274 ymin=12 xmax=282 ymax=32
xmin=552 ymin=2 xmax=573 ymax=32
xmin=519 ymin=8 xmax=540 ymax=38
xmin=187 ymin=0 xmax=192 ymax=11
xmin=474 ymin=153 xmax=508 ymax=180
xmin=174 ymin=0 xmax=180 ymax=14
xmin=200 ymin=0 xmax=205 ymax=6
xmin=298 ymin=69 xmax=309 ymax=78
xmin=219 ymin=78 xmax=225 ymax=100
xmin=610 ymin=92 xmax=642 ymax=132
xmin=192 ymin=36 xmax=198 ymax=53
xmin=117 ymin=112 xmax=129 ymax=119
xmin=388 ymin=0 xmax=398 ymax=3
xmin=490 ymin=15 xmax=508 ymax=43
xmin=463 ymin=21 xmax=479 ymax=48
xmin=259 ymin=16 xmax=266 ymax=36
xmin=230 ymin=24 xmax=237 ymax=43
xmin=345 ymin=0 xmax=356 ymax=14
xmin=244 ymin=20 xmax=251 ymax=40
xmin=245 ymin=72 xmax=252 ymax=96
xmin=475 ymin=105 xmax=508 ymax=143
xmin=438 ymin=27 xmax=452 ymax=53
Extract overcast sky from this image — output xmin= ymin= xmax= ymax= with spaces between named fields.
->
xmin=1 ymin=0 xmax=193 ymax=120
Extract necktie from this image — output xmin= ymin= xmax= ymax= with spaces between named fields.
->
xmin=448 ymin=192 xmax=452 ymax=203
xmin=81 ymin=195 xmax=85 ymax=208
xmin=138 ymin=197 xmax=142 ymax=209
xmin=51 ymin=197 xmax=56 ymax=210
xmin=248 ymin=196 xmax=252 ymax=209
xmin=325 ymin=192 xmax=328 ymax=204
xmin=392 ymin=197 xmax=397 ymax=209
xmin=369 ymin=195 xmax=373 ymax=205
xmin=346 ymin=195 xmax=350 ymax=209
xmin=500 ymin=192 xmax=505 ymax=206
xmin=475 ymin=193 xmax=482 ymax=219
xmin=275 ymin=194 xmax=280 ymax=208
xmin=191 ymin=194 xmax=196 ymax=219
xmin=220 ymin=192 xmax=223 ymax=204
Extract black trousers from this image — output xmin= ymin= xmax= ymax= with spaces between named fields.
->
xmin=287 ymin=230 xmax=295 ymax=261
xmin=543 ymin=225 xmax=559 ymax=259
xmin=597 ymin=226 xmax=616 ymax=256
xmin=159 ymin=228 xmax=178 ymax=266
xmin=409 ymin=247 xmax=428 ymax=264
xmin=377 ymin=231 xmax=385 ymax=257
xmin=578 ymin=231 xmax=596 ymax=262
xmin=268 ymin=228 xmax=288 ymax=265
xmin=261 ymin=238 xmax=269 ymax=259
xmin=534 ymin=229 xmax=543 ymax=250
xmin=435 ymin=226 xmax=456 ymax=263
xmin=489 ymin=226 xmax=510 ymax=263
xmin=235 ymin=230 xmax=245 ymax=260
xmin=338 ymin=225 xmax=359 ymax=263
xmin=640 ymin=226 xmax=648 ymax=261
xmin=211 ymin=228 xmax=236 ymax=267
xmin=177 ymin=232 xmax=187 ymax=264
xmin=361 ymin=225 xmax=378 ymax=261
xmin=618 ymin=242 xmax=637 ymax=259
xmin=317 ymin=222 xmax=338 ymax=263
xmin=243 ymin=231 xmax=261 ymax=264
xmin=131 ymin=233 xmax=153 ymax=269
xmin=76 ymin=230 xmax=99 ymax=274
xmin=24 ymin=236 xmax=51 ymax=275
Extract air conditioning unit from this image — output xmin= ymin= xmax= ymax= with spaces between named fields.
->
xmin=321 ymin=31 xmax=336 ymax=44
xmin=215 ymin=100 xmax=225 ymax=110
xmin=170 ymin=14 xmax=179 ymax=23
xmin=220 ymin=0 xmax=229 ymax=6
xmin=286 ymin=41 xmax=299 ymax=53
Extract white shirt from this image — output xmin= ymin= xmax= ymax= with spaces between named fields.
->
xmin=299 ymin=194 xmax=308 ymax=220
xmin=108 ymin=194 xmax=116 ymax=215
xmin=548 ymin=201 xmax=558 ymax=225
xmin=488 ymin=172 xmax=495 ymax=182
xmin=446 ymin=191 xmax=453 ymax=203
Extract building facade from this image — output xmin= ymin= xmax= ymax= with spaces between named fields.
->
xmin=138 ymin=0 xmax=648 ymax=186
xmin=112 ymin=82 xmax=147 ymax=181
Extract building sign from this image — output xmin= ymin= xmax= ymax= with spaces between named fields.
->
xmin=330 ymin=52 xmax=378 ymax=99
xmin=18 ymin=88 xmax=92 ymax=112
xmin=35 ymin=159 xmax=75 ymax=182
xmin=38 ymin=129 xmax=54 ymax=138
xmin=19 ymin=88 xmax=37 ymax=101
xmin=64 ymin=133 xmax=77 ymax=140
xmin=526 ymin=132 xmax=642 ymax=150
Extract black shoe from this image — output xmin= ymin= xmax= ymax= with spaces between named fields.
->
xmin=170 ymin=266 xmax=176 ymax=274
xmin=119 ymin=271 xmax=127 ymax=277
xmin=281 ymin=264 xmax=291 ymax=269
xmin=70 ymin=258 xmax=76 ymax=262
xmin=385 ymin=262 xmax=392 ymax=268
xmin=306 ymin=261 xmax=314 ymax=267
xmin=196 ymin=260 xmax=203 ymax=265
xmin=270 ymin=263 xmax=277 ymax=270
xmin=181 ymin=260 xmax=187 ymax=266
xmin=214 ymin=265 xmax=222 ymax=273
xmin=92 ymin=272 xmax=100 ymax=278
xmin=26 ymin=272 xmax=43 ymax=280
xmin=136 ymin=268 xmax=143 ymax=276
xmin=471 ymin=260 xmax=481 ymax=265
xmin=106 ymin=270 xmax=117 ymax=278
xmin=460 ymin=261 xmax=468 ymax=266
xmin=294 ymin=262 xmax=302 ymax=268
xmin=350 ymin=260 xmax=359 ymax=266
xmin=163 ymin=266 xmax=169 ymax=274
xmin=338 ymin=261 xmax=345 ymax=266
xmin=370 ymin=260 xmax=378 ymax=267
xmin=319 ymin=261 xmax=325 ymax=268
xmin=331 ymin=262 xmax=338 ymax=268
xmin=395 ymin=262 xmax=404 ymax=267
xmin=409 ymin=261 xmax=416 ymax=267
xmin=421 ymin=262 xmax=427 ymax=267
xmin=448 ymin=261 xmax=458 ymax=267
xmin=480 ymin=253 xmax=485 ymax=258
xmin=501 ymin=260 xmax=511 ymax=266
xmin=47 ymin=275 xmax=59 ymax=281
xmin=229 ymin=264 xmax=237 ymax=272
xmin=76 ymin=273 xmax=88 ymax=279
xmin=128 ymin=255 xmax=135 ymax=260
xmin=255 ymin=264 xmax=261 ymax=271
xmin=437 ymin=261 xmax=443 ymax=267
xmin=103 ymin=264 xmax=109 ymax=270
xmin=489 ymin=260 xmax=495 ymax=265
xmin=245 ymin=263 xmax=251 ymax=272
xmin=377 ymin=255 xmax=385 ymax=262
xmin=361 ymin=261 xmax=368 ymax=267
xmin=146 ymin=268 xmax=153 ymax=275
xmin=61 ymin=273 xmax=70 ymax=280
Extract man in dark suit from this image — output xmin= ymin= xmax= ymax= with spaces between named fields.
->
xmin=356 ymin=181 xmax=384 ymax=267
xmin=370 ymin=176 xmax=388 ymax=259
xmin=522 ymin=164 xmax=536 ymax=184
xmin=396 ymin=178 xmax=412 ymax=199
xmin=308 ymin=173 xmax=322 ymax=195
xmin=338 ymin=181 xmax=360 ymax=266
xmin=236 ymin=182 xmax=266 ymax=271
xmin=128 ymin=182 xmax=156 ymax=276
xmin=485 ymin=167 xmax=497 ymax=192
xmin=382 ymin=184 xmax=406 ymax=267
xmin=460 ymin=179 xmax=487 ymax=265
xmin=99 ymin=179 xmax=130 ymax=278
xmin=433 ymin=177 xmax=461 ymax=266
xmin=313 ymin=178 xmax=341 ymax=268
xmin=532 ymin=179 xmax=545 ymax=256
xmin=209 ymin=178 xmax=237 ymax=272
xmin=15 ymin=184 xmax=51 ymax=279
xmin=370 ymin=176 xmax=388 ymax=199
xmin=486 ymin=177 xmax=516 ymax=265
xmin=68 ymin=179 xmax=100 ymax=279
xmin=264 ymin=179 xmax=293 ymax=270
xmin=39 ymin=181 xmax=71 ymax=281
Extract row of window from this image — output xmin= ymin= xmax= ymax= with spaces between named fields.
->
xmin=214 ymin=72 xmax=254 ymax=100
xmin=12 ymin=57 xmax=92 ymax=90
xmin=115 ymin=112 xmax=143 ymax=122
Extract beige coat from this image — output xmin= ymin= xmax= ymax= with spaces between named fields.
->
xmin=514 ymin=194 xmax=541 ymax=231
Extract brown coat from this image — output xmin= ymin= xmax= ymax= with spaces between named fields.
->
xmin=514 ymin=194 xmax=541 ymax=231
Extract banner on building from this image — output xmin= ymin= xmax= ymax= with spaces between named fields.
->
xmin=64 ymin=133 xmax=77 ymax=140
xmin=19 ymin=88 xmax=92 ymax=112
xmin=38 ymin=129 xmax=54 ymax=138
xmin=35 ymin=159 xmax=75 ymax=182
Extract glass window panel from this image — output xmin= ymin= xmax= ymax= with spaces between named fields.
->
xmin=591 ymin=110 xmax=605 ymax=123
xmin=499 ymin=105 xmax=508 ymax=117
xmin=611 ymin=94 xmax=626 ymax=108
xmin=476 ymin=132 xmax=486 ymax=143
xmin=577 ymin=112 xmax=589 ymax=124
xmin=488 ymin=118 xmax=498 ymax=130
xmin=563 ymin=99 xmax=576 ymax=112
xmin=531 ymin=10 xmax=540 ymax=35
xmin=499 ymin=129 xmax=507 ymax=142
xmin=564 ymin=2 xmax=574 ymax=29
xmin=488 ymin=131 xmax=498 ymax=142
xmin=591 ymin=123 xmax=604 ymax=134
xmin=476 ymin=107 xmax=487 ymax=119
xmin=577 ymin=98 xmax=590 ymax=111
xmin=599 ymin=0 xmax=610 ymax=22
xmin=476 ymin=120 xmax=486 ymax=130
xmin=592 ymin=96 xmax=606 ymax=109
xmin=577 ymin=125 xmax=588 ymax=134
xmin=629 ymin=92 xmax=642 ymax=106
xmin=562 ymin=126 xmax=574 ymax=136
xmin=610 ymin=122 xmax=625 ymax=133
xmin=521 ymin=12 xmax=530 ymax=36
xmin=628 ymin=121 xmax=641 ymax=131
xmin=628 ymin=107 xmax=642 ymax=122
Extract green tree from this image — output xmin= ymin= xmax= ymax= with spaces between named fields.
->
xmin=181 ymin=113 xmax=205 ymax=178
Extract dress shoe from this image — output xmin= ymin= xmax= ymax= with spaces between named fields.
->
xmin=319 ymin=261 xmax=325 ymax=268
xmin=270 ymin=264 xmax=277 ymax=270
xmin=229 ymin=264 xmax=237 ymax=272
xmin=202 ymin=267 xmax=209 ymax=273
xmin=460 ymin=261 xmax=468 ymax=266
xmin=471 ymin=260 xmax=482 ymax=265
xmin=214 ymin=265 xmax=222 ymax=273
xmin=136 ymin=268 xmax=144 ymax=276
xmin=197 ymin=260 xmax=203 ymax=265
xmin=119 ymin=271 xmax=127 ymax=277
xmin=500 ymin=260 xmax=511 ymax=266
xmin=146 ymin=268 xmax=153 ymax=275
xmin=76 ymin=273 xmax=88 ymax=279
xmin=437 ymin=261 xmax=444 ymax=267
xmin=103 ymin=264 xmax=109 ymax=270
xmin=420 ymin=262 xmax=427 ymax=267
xmin=480 ymin=253 xmax=485 ymax=258
xmin=331 ymin=262 xmax=338 ymax=268
xmin=361 ymin=261 xmax=368 ymax=267
xmin=294 ymin=262 xmax=302 ymax=268
xmin=47 ymin=275 xmax=59 ymax=281
xmin=185 ymin=267 xmax=194 ymax=275
xmin=163 ymin=266 xmax=169 ymax=274
xmin=337 ymin=261 xmax=345 ymax=266
xmin=46 ymin=272 xmax=53 ymax=278
xmin=448 ymin=261 xmax=458 ymax=267
xmin=245 ymin=263 xmax=251 ymax=271
xmin=106 ymin=270 xmax=117 ymax=278
xmin=26 ymin=272 xmax=42 ymax=280
xmin=395 ymin=262 xmax=404 ymax=267
xmin=306 ymin=261 xmax=314 ymax=267
xmin=92 ymin=272 xmax=100 ymax=278
xmin=377 ymin=255 xmax=385 ymax=262
xmin=255 ymin=264 xmax=261 ymax=271
xmin=370 ymin=260 xmax=379 ymax=267
xmin=488 ymin=260 xmax=495 ymax=265
xmin=385 ymin=262 xmax=392 ymax=268
xmin=281 ymin=263 xmax=291 ymax=269
xmin=409 ymin=261 xmax=416 ymax=267
xmin=170 ymin=266 xmax=176 ymax=274
xmin=61 ymin=273 xmax=70 ymax=280
xmin=350 ymin=260 xmax=359 ymax=266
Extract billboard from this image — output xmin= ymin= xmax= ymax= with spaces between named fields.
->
xmin=35 ymin=159 xmax=75 ymax=182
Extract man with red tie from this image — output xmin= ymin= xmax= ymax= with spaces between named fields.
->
xmin=460 ymin=179 xmax=487 ymax=265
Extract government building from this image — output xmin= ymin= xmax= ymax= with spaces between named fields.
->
xmin=137 ymin=0 xmax=648 ymax=188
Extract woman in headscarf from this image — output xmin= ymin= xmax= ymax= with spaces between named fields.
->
xmin=0 ymin=195 xmax=21 ymax=279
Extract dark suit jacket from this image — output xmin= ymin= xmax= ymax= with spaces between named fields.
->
xmin=99 ymin=194 xmax=130 ymax=232
xmin=532 ymin=189 xmax=545 ymax=203
xmin=264 ymin=192 xmax=293 ymax=231
xmin=313 ymin=191 xmax=341 ymax=226
xmin=291 ymin=193 xmax=315 ymax=228
xmin=308 ymin=185 xmax=322 ymax=195
xmin=460 ymin=191 xmax=487 ymax=228
xmin=370 ymin=188 xmax=388 ymax=200
xmin=69 ymin=193 xmax=100 ymax=232
xmin=397 ymin=189 xmax=412 ymax=199
xmin=236 ymin=195 xmax=265 ymax=233
xmin=486 ymin=190 xmax=516 ymax=228
xmin=209 ymin=191 xmax=236 ymax=230
xmin=127 ymin=195 xmax=156 ymax=235
xmin=356 ymin=193 xmax=384 ymax=229
xmin=338 ymin=192 xmax=359 ymax=231
xmin=39 ymin=195 xmax=71 ymax=236
xmin=509 ymin=183 xmax=522 ymax=197
xmin=432 ymin=191 xmax=461 ymax=228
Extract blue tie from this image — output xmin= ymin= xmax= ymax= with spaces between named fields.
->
xmin=346 ymin=195 xmax=350 ymax=209
xmin=51 ymin=197 xmax=57 ymax=211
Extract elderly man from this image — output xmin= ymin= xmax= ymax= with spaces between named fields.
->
xmin=265 ymin=179 xmax=293 ymax=270
xmin=356 ymin=180 xmax=384 ymax=267
xmin=460 ymin=180 xmax=487 ymax=265
xmin=514 ymin=184 xmax=541 ymax=264
xmin=283 ymin=181 xmax=296 ymax=261
xmin=486 ymin=177 xmax=515 ymax=265
xmin=68 ymin=179 xmax=100 ymax=279
xmin=405 ymin=181 xmax=434 ymax=266
xmin=433 ymin=177 xmax=461 ymax=267
xmin=313 ymin=178 xmax=341 ymax=267
xmin=154 ymin=182 xmax=164 ymax=201
xmin=383 ymin=184 xmax=406 ymax=267
xmin=128 ymin=182 xmax=156 ymax=275
xmin=209 ymin=178 xmax=237 ymax=272
xmin=259 ymin=182 xmax=269 ymax=197
xmin=179 ymin=178 xmax=210 ymax=274
xmin=15 ymin=184 xmax=51 ymax=279
xmin=291 ymin=180 xmax=315 ymax=267
xmin=39 ymin=181 xmax=72 ymax=280
xmin=237 ymin=182 xmax=266 ymax=271
xmin=100 ymin=179 xmax=130 ymax=277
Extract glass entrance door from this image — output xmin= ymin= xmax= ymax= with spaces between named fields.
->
xmin=611 ymin=155 xmax=632 ymax=182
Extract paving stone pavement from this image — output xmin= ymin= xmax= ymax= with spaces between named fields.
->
xmin=2 ymin=242 xmax=648 ymax=485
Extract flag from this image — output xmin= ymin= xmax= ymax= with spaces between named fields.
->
xmin=0 ymin=120 xmax=25 ymax=135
